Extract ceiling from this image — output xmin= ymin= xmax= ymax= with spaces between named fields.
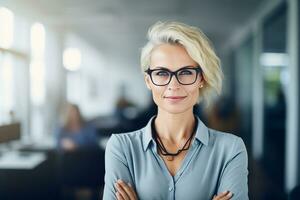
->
xmin=1 ymin=0 xmax=266 ymax=67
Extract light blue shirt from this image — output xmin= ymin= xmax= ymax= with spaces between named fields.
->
xmin=103 ymin=116 xmax=248 ymax=200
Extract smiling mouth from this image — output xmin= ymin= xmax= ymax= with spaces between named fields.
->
xmin=164 ymin=96 xmax=187 ymax=99
xmin=164 ymin=96 xmax=187 ymax=103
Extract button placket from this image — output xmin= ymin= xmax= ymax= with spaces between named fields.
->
xmin=169 ymin=178 xmax=175 ymax=191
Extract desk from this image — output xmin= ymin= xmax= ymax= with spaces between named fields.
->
xmin=0 ymin=150 xmax=59 ymax=200
xmin=0 ymin=148 xmax=105 ymax=200
xmin=0 ymin=151 xmax=46 ymax=169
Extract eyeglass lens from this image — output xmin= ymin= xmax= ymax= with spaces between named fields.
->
xmin=151 ymin=68 xmax=199 ymax=86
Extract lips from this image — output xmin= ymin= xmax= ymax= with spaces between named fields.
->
xmin=164 ymin=96 xmax=187 ymax=103
xmin=165 ymin=96 xmax=186 ymax=99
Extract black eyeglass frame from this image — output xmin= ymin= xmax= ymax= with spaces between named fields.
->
xmin=144 ymin=66 xmax=202 ymax=86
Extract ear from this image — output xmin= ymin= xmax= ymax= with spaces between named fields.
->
xmin=199 ymin=74 xmax=205 ymax=88
xmin=144 ymin=74 xmax=152 ymax=90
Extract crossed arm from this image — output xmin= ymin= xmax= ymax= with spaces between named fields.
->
xmin=103 ymin=135 xmax=248 ymax=200
xmin=114 ymin=179 xmax=233 ymax=200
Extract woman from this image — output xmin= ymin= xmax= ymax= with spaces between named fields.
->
xmin=103 ymin=21 xmax=248 ymax=200
xmin=56 ymin=103 xmax=98 ymax=151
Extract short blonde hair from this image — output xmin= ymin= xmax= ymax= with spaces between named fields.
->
xmin=140 ymin=21 xmax=223 ymax=105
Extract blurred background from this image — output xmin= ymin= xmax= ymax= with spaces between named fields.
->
xmin=0 ymin=0 xmax=299 ymax=199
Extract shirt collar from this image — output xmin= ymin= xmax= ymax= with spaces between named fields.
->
xmin=142 ymin=115 xmax=209 ymax=151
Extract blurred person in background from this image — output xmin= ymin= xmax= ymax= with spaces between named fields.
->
xmin=56 ymin=103 xmax=99 ymax=151
xmin=103 ymin=21 xmax=248 ymax=200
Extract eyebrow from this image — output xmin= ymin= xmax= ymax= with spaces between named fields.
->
xmin=152 ymin=66 xmax=198 ymax=70
xmin=152 ymin=66 xmax=168 ymax=70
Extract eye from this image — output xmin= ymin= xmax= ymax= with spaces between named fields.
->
xmin=154 ymin=70 xmax=169 ymax=76
xmin=178 ymin=69 xmax=193 ymax=75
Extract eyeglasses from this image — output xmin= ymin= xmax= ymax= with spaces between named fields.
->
xmin=145 ymin=66 xmax=202 ymax=86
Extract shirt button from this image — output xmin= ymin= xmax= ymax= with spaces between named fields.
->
xmin=169 ymin=187 xmax=173 ymax=191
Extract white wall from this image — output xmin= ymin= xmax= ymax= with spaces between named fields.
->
xmin=64 ymin=33 xmax=150 ymax=119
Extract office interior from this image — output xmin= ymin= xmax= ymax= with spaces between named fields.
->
xmin=0 ymin=0 xmax=299 ymax=199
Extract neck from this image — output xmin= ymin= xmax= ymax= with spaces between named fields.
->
xmin=66 ymin=122 xmax=82 ymax=132
xmin=155 ymin=108 xmax=196 ymax=144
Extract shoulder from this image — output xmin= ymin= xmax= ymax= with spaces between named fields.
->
xmin=207 ymin=128 xmax=247 ymax=157
xmin=55 ymin=126 xmax=67 ymax=137
xmin=104 ymin=128 xmax=145 ymax=165
xmin=209 ymin=128 xmax=243 ymax=145
xmin=82 ymin=123 xmax=96 ymax=131
xmin=106 ymin=128 xmax=145 ymax=151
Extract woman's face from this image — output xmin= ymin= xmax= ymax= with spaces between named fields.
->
xmin=145 ymin=44 xmax=204 ymax=115
xmin=67 ymin=106 xmax=82 ymax=128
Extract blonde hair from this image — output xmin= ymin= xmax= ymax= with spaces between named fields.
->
xmin=140 ymin=21 xmax=223 ymax=105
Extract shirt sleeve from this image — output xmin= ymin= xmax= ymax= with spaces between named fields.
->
xmin=103 ymin=134 xmax=135 ymax=200
xmin=217 ymin=137 xmax=249 ymax=200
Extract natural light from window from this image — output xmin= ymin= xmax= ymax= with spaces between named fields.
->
xmin=63 ymin=47 xmax=81 ymax=71
xmin=30 ymin=23 xmax=46 ymax=106
xmin=0 ymin=7 xmax=14 ymax=49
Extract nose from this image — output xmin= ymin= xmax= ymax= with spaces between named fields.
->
xmin=167 ymin=74 xmax=180 ymax=90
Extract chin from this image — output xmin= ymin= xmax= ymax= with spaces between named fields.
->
xmin=153 ymin=96 xmax=197 ymax=115
xmin=160 ymin=104 xmax=193 ymax=115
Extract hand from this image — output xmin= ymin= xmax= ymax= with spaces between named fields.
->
xmin=61 ymin=138 xmax=77 ymax=151
xmin=115 ymin=179 xmax=138 ymax=200
xmin=213 ymin=191 xmax=233 ymax=200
